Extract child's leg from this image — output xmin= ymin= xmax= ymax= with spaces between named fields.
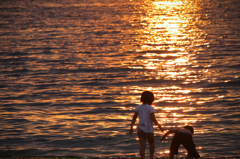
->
xmin=182 ymin=136 xmax=200 ymax=159
xmin=139 ymin=136 xmax=146 ymax=159
xmin=169 ymin=133 xmax=181 ymax=159
xmin=169 ymin=153 xmax=174 ymax=159
xmin=149 ymin=142 xmax=155 ymax=159
xmin=147 ymin=134 xmax=155 ymax=159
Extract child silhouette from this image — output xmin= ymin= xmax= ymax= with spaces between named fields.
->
xmin=161 ymin=125 xmax=200 ymax=159
xmin=129 ymin=91 xmax=164 ymax=159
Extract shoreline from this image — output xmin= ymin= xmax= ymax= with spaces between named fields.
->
xmin=0 ymin=157 xmax=240 ymax=159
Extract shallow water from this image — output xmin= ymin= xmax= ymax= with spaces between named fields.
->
xmin=0 ymin=0 xmax=240 ymax=158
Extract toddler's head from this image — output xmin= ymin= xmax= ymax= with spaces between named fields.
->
xmin=184 ymin=125 xmax=194 ymax=134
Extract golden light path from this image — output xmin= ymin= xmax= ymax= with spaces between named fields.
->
xmin=121 ymin=0 xmax=219 ymax=143
xmin=122 ymin=0 xmax=211 ymax=155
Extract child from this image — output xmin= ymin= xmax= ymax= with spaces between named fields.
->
xmin=129 ymin=91 xmax=164 ymax=159
xmin=160 ymin=125 xmax=200 ymax=159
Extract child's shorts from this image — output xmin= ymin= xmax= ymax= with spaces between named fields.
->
xmin=170 ymin=131 xmax=200 ymax=158
xmin=137 ymin=128 xmax=154 ymax=143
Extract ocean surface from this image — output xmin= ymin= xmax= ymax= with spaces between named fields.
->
xmin=0 ymin=0 xmax=240 ymax=158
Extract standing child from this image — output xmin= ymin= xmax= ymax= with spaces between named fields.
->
xmin=129 ymin=91 xmax=164 ymax=159
xmin=160 ymin=125 xmax=200 ymax=159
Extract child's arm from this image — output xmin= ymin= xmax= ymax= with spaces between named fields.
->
xmin=160 ymin=128 xmax=179 ymax=142
xmin=129 ymin=111 xmax=138 ymax=135
xmin=150 ymin=113 xmax=164 ymax=131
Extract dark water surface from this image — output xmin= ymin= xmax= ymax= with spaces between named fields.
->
xmin=0 ymin=0 xmax=240 ymax=158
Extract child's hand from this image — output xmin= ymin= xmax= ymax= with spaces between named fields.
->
xmin=158 ymin=125 xmax=165 ymax=132
xmin=160 ymin=127 xmax=165 ymax=132
xmin=129 ymin=128 xmax=133 ymax=135
xmin=160 ymin=136 xmax=165 ymax=142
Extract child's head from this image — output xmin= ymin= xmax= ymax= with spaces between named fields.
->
xmin=141 ymin=91 xmax=154 ymax=105
xmin=184 ymin=125 xmax=194 ymax=134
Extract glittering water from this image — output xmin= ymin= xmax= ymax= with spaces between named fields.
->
xmin=0 ymin=0 xmax=240 ymax=158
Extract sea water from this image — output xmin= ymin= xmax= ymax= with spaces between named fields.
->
xmin=0 ymin=0 xmax=240 ymax=158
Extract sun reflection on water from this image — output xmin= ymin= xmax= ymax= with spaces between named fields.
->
xmin=123 ymin=0 xmax=212 ymax=142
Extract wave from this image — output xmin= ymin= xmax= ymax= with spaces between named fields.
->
xmin=0 ymin=155 xmax=240 ymax=159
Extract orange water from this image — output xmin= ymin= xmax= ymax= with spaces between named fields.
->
xmin=0 ymin=0 xmax=240 ymax=157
